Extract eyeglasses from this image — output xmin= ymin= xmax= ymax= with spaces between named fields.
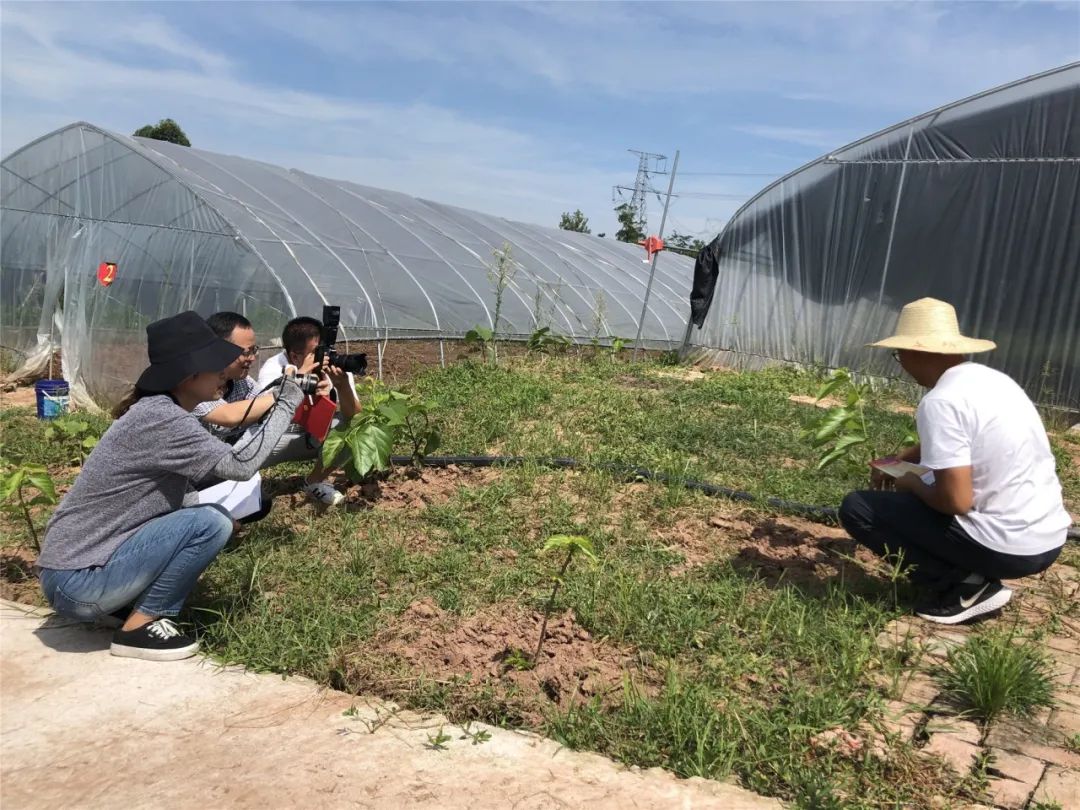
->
xmin=238 ymin=346 xmax=259 ymax=358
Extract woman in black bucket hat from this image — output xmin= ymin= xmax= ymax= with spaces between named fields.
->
xmin=36 ymin=311 xmax=310 ymax=661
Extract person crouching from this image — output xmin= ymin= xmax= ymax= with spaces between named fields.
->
xmin=839 ymin=298 xmax=1071 ymax=624
xmin=35 ymin=312 xmax=306 ymax=661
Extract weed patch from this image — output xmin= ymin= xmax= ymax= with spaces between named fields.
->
xmin=935 ymin=627 xmax=1056 ymax=722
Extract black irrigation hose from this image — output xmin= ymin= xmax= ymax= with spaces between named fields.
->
xmin=390 ymin=454 xmax=1080 ymax=541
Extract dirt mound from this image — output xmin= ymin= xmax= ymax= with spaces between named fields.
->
xmin=0 ymin=385 xmax=39 ymax=409
xmin=651 ymin=505 xmax=880 ymax=584
xmin=342 ymin=599 xmax=654 ymax=724
xmin=268 ymin=464 xmax=502 ymax=513
xmin=339 ymin=464 xmax=502 ymax=511
xmin=736 ymin=515 xmax=879 ymax=583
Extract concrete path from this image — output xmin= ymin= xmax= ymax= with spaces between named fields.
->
xmin=1 ymin=601 xmax=780 ymax=809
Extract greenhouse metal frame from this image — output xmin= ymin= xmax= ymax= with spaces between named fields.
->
xmin=1 ymin=123 xmax=694 ymax=405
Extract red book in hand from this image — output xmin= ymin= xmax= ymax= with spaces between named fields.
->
xmin=292 ymin=394 xmax=337 ymax=442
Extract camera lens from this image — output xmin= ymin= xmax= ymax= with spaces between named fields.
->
xmin=297 ymin=373 xmax=320 ymax=394
xmin=330 ymin=351 xmax=367 ymax=375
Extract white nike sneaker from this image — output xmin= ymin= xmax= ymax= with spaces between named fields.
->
xmin=304 ymin=481 xmax=345 ymax=507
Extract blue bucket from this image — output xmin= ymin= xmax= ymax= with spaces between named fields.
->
xmin=35 ymin=380 xmax=70 ymax=420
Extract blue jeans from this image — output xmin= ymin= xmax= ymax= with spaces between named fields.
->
xmin=39 ymin=505 xmax=233 ymax=621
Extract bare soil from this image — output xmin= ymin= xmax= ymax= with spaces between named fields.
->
xmin=342 ymin=598 xmax=656 ymax=725
xmin=265 ymin=464 xmax=502 ymax=516
xmin=648 ymin=501 xmax=882 ymax=585
xmin=341 ymin=464 xmax=503 ymax=511
xmin=0 ymin=548 xmax=43 ymax=605
xmin=788 ymin=393 xmax=915 ymax=416
xmin=0 ymin=386 xmax=39 ymax=409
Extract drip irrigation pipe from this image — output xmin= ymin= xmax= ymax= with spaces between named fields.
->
xmin=390 ymin=454 xmax=1080 ymax=542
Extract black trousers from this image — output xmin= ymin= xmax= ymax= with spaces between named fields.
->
xmin=839 ymin=490 xmax=1061 ymax=591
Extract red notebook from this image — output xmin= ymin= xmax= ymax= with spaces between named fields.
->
xmin=292 ymin=395 xmax=337 ymax=442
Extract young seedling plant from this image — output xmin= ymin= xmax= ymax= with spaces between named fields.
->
xmin=425 ymin=726 xmax=453 ymax=751
xmin=532 ymin=534 xmax=597 ymax=666
xmin=526 ymin=326 xmax=570 ymax=358
xmin=803 ymin=368 xmax=917 ymax=471
xmin=458 ymin=722 xmax=492 ymax=746
xmin=43 ymin=416 xmax=101 ymax=465
xmin=321 ymin=379 xmax=441 ymax=481
xmin=1 ymin=459 xmax=58 ymax=551
xmin=463 ymin=244 xmax=522 ymax=365
xmin=463 ymin=325 xmax=495 ymax=363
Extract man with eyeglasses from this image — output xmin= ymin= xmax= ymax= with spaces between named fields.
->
xmin=193 ymin=312 xmax=324 ymax=437
xmin=194 ymin=311 xmax=357 ymax=507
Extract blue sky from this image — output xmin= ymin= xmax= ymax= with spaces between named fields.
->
xmin=2 ymin=1 xmax=1077 ymax=240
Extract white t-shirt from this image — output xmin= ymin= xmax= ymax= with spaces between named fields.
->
xmin=917 ymin=362 xmax=1070 ymax=556
xmin=255 ymin=352 xmax=358 ymax=400
xmin=255 ymin=351 xmax=292 ymax=391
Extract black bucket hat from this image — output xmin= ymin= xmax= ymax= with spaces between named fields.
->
xmin=136 ymin=311 xmax=243 ymax=392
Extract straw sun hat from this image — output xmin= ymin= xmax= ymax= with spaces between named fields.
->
xmin=868 ymin=297 xmax=996 ymax=354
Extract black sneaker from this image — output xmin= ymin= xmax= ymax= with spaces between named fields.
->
xmin=915 ymin=579 xmax=1012 ymax=625
xmin=110 ymin=618 xmax=200 ymax=661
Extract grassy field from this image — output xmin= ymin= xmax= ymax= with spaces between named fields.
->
xmin=3 ymin=355 xmax=1078 ymax=808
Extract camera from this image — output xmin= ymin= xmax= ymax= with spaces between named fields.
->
xmin=293 ymin=372 xmax=321 ymax=395
xmin=315 ymin=305 xmax=367 ymax=375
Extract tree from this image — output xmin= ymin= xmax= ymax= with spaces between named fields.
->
xmin=614 ymin=203 xmax=645 ymax=244
xmin=133 ymin=118 xmax=191 ymax=147
xmin=558 ymin=209 xmax=591 ymax=234
xmin=666 ymin=231 xmax=708 ymax=258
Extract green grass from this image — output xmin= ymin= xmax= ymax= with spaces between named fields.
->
xmin=936 ymin=627 xmax=1056 ymax=723
xmin=414 ymin=358 xmax=923 ymax=506
xmin=3 ymin=355 xmax=1076 ymax=808
xmin=1 ymin=409 xmax=111 ymax=467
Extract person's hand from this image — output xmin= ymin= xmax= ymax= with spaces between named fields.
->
xmin=326 ymin=364 xmax=350 ymax=389
xmin=870 ymin=467 xmax=893 ymax=491
xmin=894 ymin=472 xmax=924 ymax=493
xmin=297 ymin=352 xmax=321 ymax=376
xmin=315 ymin=376 xmax=333 ymax=398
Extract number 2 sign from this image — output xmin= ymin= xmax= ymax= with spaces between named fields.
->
xmin=97 ymin=261 xmax=117 ymax=287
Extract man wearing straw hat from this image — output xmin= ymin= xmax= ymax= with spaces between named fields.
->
xmin=839 ymin=298 xmax=1071 ymax=624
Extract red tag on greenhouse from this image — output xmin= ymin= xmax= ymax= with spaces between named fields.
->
xmin=638 ymin=235 xmax=664 ymax=260
xmin=97 ymin=261 xmax=117 ymax=287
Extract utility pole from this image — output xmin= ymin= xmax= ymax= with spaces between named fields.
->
xmin=612 ymin=149 xmax=666 ymax=233
xmin=632 ymin=149 xmax=679 ymax=360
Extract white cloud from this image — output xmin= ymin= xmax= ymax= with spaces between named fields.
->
xmin=255 ymin=1 xmax=1080 ymax=111
xmin=2 ymin=3 xmax=231 ymax=74
xmin=731 ymin=124 xmax=851 ymax=149
xmin=4 ymin=1 xmax=1075 ymax=243
xmin=0 ymin=3 xmax=682 ymax=236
